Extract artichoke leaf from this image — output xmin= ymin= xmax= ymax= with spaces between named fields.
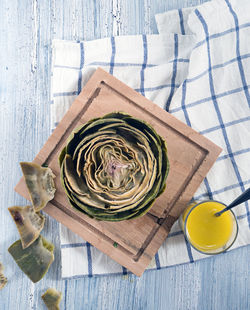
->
xmin=42 ymin=288 xmax=62 ymax=310
xmin=8 ymin=235 xmax=54 ymax=283
xmin=58 ymin=146 xmax=66 ymax=167
xmin=64 ymin=154 xmax=89 ymax=197
xmin=65 ymin=118 xmax=99 ymax=155
xmin=20 ymin=162 xmax=56 ymax=211
xmin=67 ymin=118 xmax=123 ymax=156
xmin=8 ymin=205 xmax=45 ymax=249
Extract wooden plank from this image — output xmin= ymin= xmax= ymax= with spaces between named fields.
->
xmin=15 ymin=68 xmax=221 ymax=276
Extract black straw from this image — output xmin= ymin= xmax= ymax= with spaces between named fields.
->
xmin=215 ymin=187 xmax=250 ymax=217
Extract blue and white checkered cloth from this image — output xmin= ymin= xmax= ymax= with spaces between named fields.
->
xmin=51 ymin=0 xmax=250 ymax=278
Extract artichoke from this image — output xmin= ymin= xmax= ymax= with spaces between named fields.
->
xmin=59 ymin=112 xmax=169 ymax=221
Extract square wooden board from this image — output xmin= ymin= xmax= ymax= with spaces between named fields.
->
xmin=15 ymin=68 xmax=222 ymax=276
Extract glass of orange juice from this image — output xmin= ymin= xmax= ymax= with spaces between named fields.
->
xmin=179 ymin=200 xmax=238 ymax=254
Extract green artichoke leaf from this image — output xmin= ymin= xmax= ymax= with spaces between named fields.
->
xmin=8 ymin=235 xmax=54 ymax=283
xmin=101 ymin=111 xmax=131 ymax=120
xmin=58 ymin=146 xmax=66 ymax=167
xmin=20 ymin=162 xmax=56 ymax=211
xmin=64 ymin=154 xmax=90 ymax=197
xmin=157 ymin=137 xmax=170 ymax=196
xmin=8 ymin=205 xmax=45 ymax=249
xmin=42 ymin=288 xmax=62 ymax=310
xmin=65 ymin=118 xmax=99 ymax=155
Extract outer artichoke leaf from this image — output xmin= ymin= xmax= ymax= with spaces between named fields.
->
xmin=42 ymin=288 xmax=62 ymax=310
xmin=157 ymin=137 xmax=169 ymax=196
xmin=87 ymin=204 xmax=146 ymax=222
xmin=70 ymin=190 xmax=155 ymax=222
xmin=61 ymin=177 xmax=75 ymax=201
xmin=58 ymin=146 xmax=66 ymax=167
xmin=126 ymin=199 xmax=156 ymax=220
xmin=78 ymin=118 xmax=124 ymax=140
xmin=126 ymin=117 xmax=162 ymax=145
xmin=64 ymin=154 xmax=89 ymax=196
xmin=67 ymin=198 xmax=93 ymax=217
xmin=73 ymin=130 xmax=117 ymax=162
xmin=73 ymin=120 xmax=125 ymax=160
xmin=72 ymin=188 xmax=158 ymax=221
xmin=8 ymin=235 xmax=54 ymax=283
xmin=65 ymin=118 xmax=99 ymax=155
xmin=64 ymin=157 xmax=106 ymax=209
xmin=71 ymin=196 xmax=110 ymax=217
xmin=101 ymin=111 xmax=131 ymax=120
xmin=20 ymin=162 xmax=56 ymax=211
xmin=60 ymin=164 xmax=75 ymax=201
xmin=8 ymin=205 xmax=45 ymax=249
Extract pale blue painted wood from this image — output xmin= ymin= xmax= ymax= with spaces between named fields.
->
xmin=0 ymin=0 xmax=249 ymax=309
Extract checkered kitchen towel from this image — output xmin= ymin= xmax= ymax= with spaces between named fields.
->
xmin=51 ymin=0 xmax=250 ymax=278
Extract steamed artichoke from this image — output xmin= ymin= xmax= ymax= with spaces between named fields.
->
xmin=59 ymin=112 xmax=169 ymax=221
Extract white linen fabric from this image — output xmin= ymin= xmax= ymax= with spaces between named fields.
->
xmin=51 ymin=0 xmax=250 ymax=278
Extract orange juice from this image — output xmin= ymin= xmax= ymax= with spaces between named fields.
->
xmin=180 ymin=201 xmax=238 ymax=254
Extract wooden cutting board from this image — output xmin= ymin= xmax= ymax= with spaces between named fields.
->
xmin=15 ymin=68 xmax=222 ymax=276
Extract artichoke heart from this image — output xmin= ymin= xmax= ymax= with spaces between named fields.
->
xmin=20 ymin=162 xmax=56 ymax=211
xmin=0 ymin=263 xmax=7 ymax=290
xmin=42 ymin=288 xmax=62 ymax=310
xmin=59 ymin=112 xmax=170 ymax=221
xmin=8 ymin=235 xmax=54 ymax=283
xmin=8 ymin=205 xmax=45 ymax=249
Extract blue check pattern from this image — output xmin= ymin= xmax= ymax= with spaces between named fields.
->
xmin=51 ymin=0 xmax=250 ymax=278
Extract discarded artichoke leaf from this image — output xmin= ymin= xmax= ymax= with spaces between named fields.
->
xmin=20 ymin=162 xmax=56 ymax=211
xmin=0 ymin=263 xmax=7 ymax=290
xmin=8 ymin=205 xmax=45 ymax=249
xmin=8 ymin=235 xmax=54 ymax=283
xmin=42 ymin=288 xmax=62 ymax=310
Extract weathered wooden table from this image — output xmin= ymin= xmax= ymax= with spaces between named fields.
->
xmin=0 ymin=1 xmax=249 ymax=309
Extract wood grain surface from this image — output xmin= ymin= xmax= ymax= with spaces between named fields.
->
xmin=0 ymin=0 xmax=249 ymax=309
